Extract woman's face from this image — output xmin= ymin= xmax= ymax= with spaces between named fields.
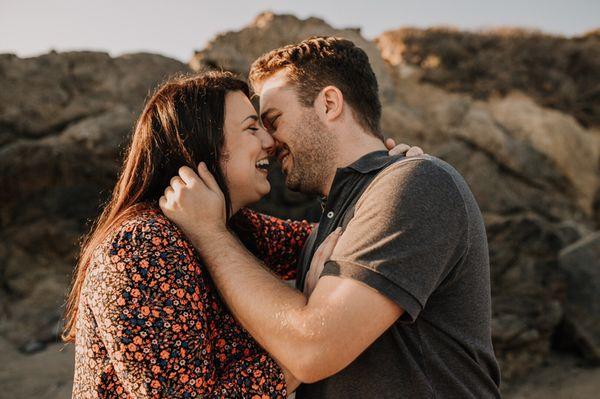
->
xmin=220 ymin=91 xmax=274 ymax=212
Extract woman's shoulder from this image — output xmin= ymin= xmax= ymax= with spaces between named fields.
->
xmin=106 ymin=204 xmax=185 ymax=247
xmin=116 ymin=204 xmax=177 ymax=233
xmin=83 ymin=204 xmax=210 ymax=316
xmin=93 ymin=204 xmax=198 ymax=274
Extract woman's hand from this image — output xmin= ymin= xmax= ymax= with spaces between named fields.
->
xmin=304 ymin=227 xmax=343 ymax=296
xmin=159 ymin=162 xmax=227 ymax=243
xmin=385 ymin=138 xmax=424 ymax=157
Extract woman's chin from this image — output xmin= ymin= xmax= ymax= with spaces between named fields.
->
xmin=257 ymin=180 xmax=271 ymax=198
xmin=242 ymin=181 xmax=271 ymax=206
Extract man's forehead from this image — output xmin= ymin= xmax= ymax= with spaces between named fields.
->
xmin=258 ymin=70 xmax=293 ymax=110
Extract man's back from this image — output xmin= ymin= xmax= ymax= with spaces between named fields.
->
xmin=297 ymin=153 xmax=501 ymax=398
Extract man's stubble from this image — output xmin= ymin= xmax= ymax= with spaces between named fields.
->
xmin=284 ymin=110 xmax=338 ymax=196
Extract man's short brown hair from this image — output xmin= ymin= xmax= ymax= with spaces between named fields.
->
xmin=249 ymin=36 xmax=382 ymax=138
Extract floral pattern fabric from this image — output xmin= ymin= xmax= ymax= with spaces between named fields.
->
xmin=72 ymin=205 xmax=312 ymax=398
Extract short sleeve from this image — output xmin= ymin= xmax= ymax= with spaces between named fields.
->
xmin=321 ymin=159 xmax=468 ymax=323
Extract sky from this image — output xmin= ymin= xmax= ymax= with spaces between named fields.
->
xmin=1 ymin=0 xmax=598 ymax=62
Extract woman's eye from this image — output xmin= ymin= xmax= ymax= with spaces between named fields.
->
xmin=247 ymin=127 xmax=259 ymax=133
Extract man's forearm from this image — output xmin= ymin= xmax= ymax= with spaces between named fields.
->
xmin=189 ymin=228 xmax=317 ymax=378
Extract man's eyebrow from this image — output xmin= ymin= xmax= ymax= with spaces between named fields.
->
xmin=260 ymin=107 xmax=278 ymax=121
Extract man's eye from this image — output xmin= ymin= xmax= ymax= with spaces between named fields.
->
xmin=266 ymin=115 xmax=280 ymax=132
xmin=261 ymin=119 xmax=272 ymax=131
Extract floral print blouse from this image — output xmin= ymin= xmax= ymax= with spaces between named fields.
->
xmin=72 ymin=205 xmax=312 ymax=398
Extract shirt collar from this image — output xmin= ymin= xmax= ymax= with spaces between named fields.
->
xmin=345 ymin=150 xmax=396 ymax=174
xmin=320 ymin=150 xmax=401 ymax=206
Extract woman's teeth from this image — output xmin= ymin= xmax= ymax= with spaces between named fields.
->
xmin=256 ymin=158 xmax=270 ymax=170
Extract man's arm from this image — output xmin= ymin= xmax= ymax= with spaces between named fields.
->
xmin=160 ymin=156 xmax=462 ymax=385
xmin=189 ymin=225 xmax=403 ymax=383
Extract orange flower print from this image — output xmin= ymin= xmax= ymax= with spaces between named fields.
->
xmin=72 ymin=207 xmax=311 ymax=398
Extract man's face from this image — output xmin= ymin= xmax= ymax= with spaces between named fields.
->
xmin=257 ymin=70 xmax=337 ymax=195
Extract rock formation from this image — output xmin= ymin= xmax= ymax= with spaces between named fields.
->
xmin=376 ymin=27 xmax=600 ymax=128
xmin=0 ymin=51 xmax=190 ymax=347
xmin=1 ymin=12 xmax=598 ymax=393
xmin=191 ymin=12 xmax=600 ymax=378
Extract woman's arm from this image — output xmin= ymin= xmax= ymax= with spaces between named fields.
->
xmin=232 ymin=208 xmax=313 ymax=280
xmin=89 ymin=214 xmax=290 ymax=398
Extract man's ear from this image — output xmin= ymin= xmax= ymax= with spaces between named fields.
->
xmin=315 ymin=86 xmax=344 ymax=122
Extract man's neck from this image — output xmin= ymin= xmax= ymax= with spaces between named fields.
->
xmin=321 ymin=131 xmax=386 ymax=197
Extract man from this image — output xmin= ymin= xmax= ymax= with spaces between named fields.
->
xmin=161 ymin=37 xmax=501 ymax=398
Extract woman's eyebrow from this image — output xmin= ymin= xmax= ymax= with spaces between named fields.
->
xmin=241 ymin=115 xmax=258 ymax=124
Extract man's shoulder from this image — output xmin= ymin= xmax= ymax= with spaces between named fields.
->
xmin=379 ymin=154 xmax=462 ymax=181
xmin=360 ymin=155 xmax=466 ymax=203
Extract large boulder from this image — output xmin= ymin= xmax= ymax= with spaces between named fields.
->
xmin=557 ymin=232 xmax=600 ymax=364
xmin=375 ymin=28 xmax=600 ymax=128
xmin=193 ymin=15 xmax=600 ymax=378
xmin=190 ymin=12 xmax=396 ymax=102
xmin=0 ymin=51 xmax=189 ymax=348
xmin=381 ymin=73 xmax=599 ymax=377
xmin=1 ymin=12 xmax=599 ymax=385
xmin=383 ymin=79 xmax=600 ymax=220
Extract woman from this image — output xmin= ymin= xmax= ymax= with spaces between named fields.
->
xmin=64 ymin=71 xmax=417 ymax=398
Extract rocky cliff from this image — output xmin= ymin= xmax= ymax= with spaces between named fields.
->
xmin=0 ymin=51 xmax=190 ymax=348
xmin=1 ymin=12 xmax=599 ymax=396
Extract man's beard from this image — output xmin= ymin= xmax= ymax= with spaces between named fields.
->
xmin=283 ymin=111 xmax=337 ymax=195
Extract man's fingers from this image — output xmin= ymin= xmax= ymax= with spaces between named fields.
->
xmin=385 ymin=138 xmax=396 ymax=150
xmin=197 ymin=162 xmax=222 ymax=194
xmin=406 ymin=146 xmax=424 ymax=157
xmin=170 ymin=176 xmax=185 ymax=192
xmin=178 ymin=166 xmax=200 ymax=186
xmin=159 ymin=195 xmax=167 ymax=210
xmin=164 ymin=185 xmax=175 ymax=200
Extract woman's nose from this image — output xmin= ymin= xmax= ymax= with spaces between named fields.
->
xmin=257 ymin=128 xmax=275 ymax=156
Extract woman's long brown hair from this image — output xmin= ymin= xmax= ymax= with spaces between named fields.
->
xmin=62 ymin=71 xmax=249 ymax=342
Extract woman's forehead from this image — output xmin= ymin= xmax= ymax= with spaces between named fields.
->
xmin=225 ymin=91 xmax=257 ymax=123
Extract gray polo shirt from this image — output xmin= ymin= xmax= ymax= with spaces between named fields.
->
xmin=295 ymin=151 xmax=501 ymax=398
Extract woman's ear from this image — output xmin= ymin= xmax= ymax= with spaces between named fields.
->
xmin=315 ymin=86 xmax=344 ymax=122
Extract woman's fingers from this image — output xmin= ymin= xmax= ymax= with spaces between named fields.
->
xmin=318 ymin=227 xmax=343 ymax=260
xmin=406 ymin=146 xmax=424 ymax=157
xmin=389 ymin=144 xmax=410 ymax=156
xmin=305 ymin=227 xmax=343 ymax=295
xmin=385 ymin=137 xmax=396 ymax=150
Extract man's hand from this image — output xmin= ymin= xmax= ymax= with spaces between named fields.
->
xmin=385 ymin=138 xmax=424 ymax=157
xmin=159 ymin=162 xmax=227 ymax=242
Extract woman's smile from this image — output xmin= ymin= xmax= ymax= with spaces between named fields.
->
xmin=255 ymin=157 xmax=270 ymax=174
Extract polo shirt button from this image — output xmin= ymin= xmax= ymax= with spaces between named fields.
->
xmin=327 ymin=211 xmax=334 ymax=219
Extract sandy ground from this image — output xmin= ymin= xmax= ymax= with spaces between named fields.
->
xmin=0 ymin=338 xmax=597 ymax=399
xmin=0 ymin=339 xmax=74 ymax=399
xmin=502 ymin=354 xmax=600 ymax=399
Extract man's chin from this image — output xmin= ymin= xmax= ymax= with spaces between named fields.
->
xmin=284 ymin=175 xmax=302 ymax=192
